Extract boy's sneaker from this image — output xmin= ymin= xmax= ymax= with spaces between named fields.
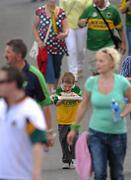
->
xmin=62 ymin=162 xmax=70 ymax=169
xmin=70 ymin=159 xmax=76 ymax=169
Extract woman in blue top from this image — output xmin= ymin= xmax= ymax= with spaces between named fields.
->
xmin=67 ymin=47 xmax=131 ymax=180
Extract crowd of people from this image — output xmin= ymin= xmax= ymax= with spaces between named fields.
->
xmin=0 ymin=0 xmax=131 ymax=180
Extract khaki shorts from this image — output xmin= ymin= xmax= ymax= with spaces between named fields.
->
xmin=86 ymin=49 xmax=97 ymax=73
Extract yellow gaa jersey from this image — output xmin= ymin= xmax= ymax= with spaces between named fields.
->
xmin=56 ymin=100 xmax=80 ymax=125
xmin=80 ymin=4 xmax=123 ymax=50
xmin=54 ymin=85 xmax=82 ymax=125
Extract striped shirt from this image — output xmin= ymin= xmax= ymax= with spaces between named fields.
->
xmin=120 ymin=56 xmax=131 ymax=77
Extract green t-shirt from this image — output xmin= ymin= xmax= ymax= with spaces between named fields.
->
xmin=85 ymin=74 xmax=130 ymax=134
xmin=80 ymin=4 xmax=122 ymax=50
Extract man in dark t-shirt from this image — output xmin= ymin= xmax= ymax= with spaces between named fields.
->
xmin=5 ymin=39 xmax=54 ymax=146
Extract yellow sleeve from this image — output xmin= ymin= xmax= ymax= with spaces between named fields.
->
xmin=59 ymin=0 xmax=64 ymax=8
xmin=119 ymin=0 xmax=128 ymax=13
xmin=85 ymin=0 xmax=92 ymax=7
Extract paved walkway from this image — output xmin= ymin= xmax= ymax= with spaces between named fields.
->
xmin=0 ymin=0 xmax=131 ymax=179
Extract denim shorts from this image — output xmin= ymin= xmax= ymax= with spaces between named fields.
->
xmin=88 ymin=128 xmax=127 ymax=180
xmin=45 ymin=53 xmax=63 ymax=83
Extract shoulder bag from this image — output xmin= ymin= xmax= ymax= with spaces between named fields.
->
xmin=37 ymin=20 xmax=52 ymax=75
xmin=94 ymin=6 xmax=122 ymax=49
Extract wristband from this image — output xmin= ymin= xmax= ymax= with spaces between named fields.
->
xmin=70 ymin=123 xmax=80 ymax=131
xmin=53 ymin=96 xmax=59 ymax=104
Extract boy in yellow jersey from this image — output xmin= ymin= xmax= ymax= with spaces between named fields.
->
xmin=52 ymin=72 xmax=82 ymax=169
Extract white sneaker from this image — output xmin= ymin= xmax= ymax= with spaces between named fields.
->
xmin=70 ymin=159 xmax=76 ymax=169
xmin=62 ymin=163 xmax=70 ymax=169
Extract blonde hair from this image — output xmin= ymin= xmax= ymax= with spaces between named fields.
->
xmin=96 ymin=47 xmax=121 ymax=70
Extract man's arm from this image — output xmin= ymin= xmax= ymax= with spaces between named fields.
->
xmin=30 ymin=68 xmax=53 ymax=131
xmin=43 ymin=106 xmax=55 ymax=147
xmin=118 ymin=28 xmax=127 ymax=55
xmin=26 ymin=116 xmax=47 ymax=180
xmin=32 ymin=143 xmax=43 ymax=180
xmin=113 ymin=5 xmax=127 ymax=54
xmin=78 ymin=6 xmax=89 ymax=28
xmin=43 ymin=106 xmax=52 ymax=129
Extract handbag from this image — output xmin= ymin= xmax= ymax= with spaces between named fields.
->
xmin=94 ymin=6 xmax=122 ymax=49
xmin=37 ymin=47 xmax=48 ymax=75
xmin=36 ymin=20 xmax=52 ymax=75
xmin=29 ymin=41 xmax=38 ymax=59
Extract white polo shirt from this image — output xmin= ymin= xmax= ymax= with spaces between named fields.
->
xmin=0 ymin=97 xmax=46 ymax=180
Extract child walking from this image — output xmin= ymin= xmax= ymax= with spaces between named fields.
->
xmin=52 ymin=72 xmax=82 ymax=169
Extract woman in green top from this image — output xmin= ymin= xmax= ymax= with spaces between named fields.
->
xmin=67 ymin=47 xmax=131 ymax=180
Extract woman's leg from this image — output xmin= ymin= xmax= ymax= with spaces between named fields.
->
xmin=66 ymin=29 xmax=78 ymax=75
xmin=53 ymin=54 xmax=63 ymax=89
xmin=45 ymin=53 xmax=56 ymax=93
xmin=88 ymin=129 xmax=108 ymax=180
xmin=108 ymin=134 xmax=127 ymax=180
xmin=76 ymin=27 xmax=87 ymax=74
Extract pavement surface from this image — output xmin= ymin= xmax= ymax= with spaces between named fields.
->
xmin=0 ymin=0 xmax=131 ymax=179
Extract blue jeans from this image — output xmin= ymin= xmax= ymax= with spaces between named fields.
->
xmin=126 ymin=26 xmax=131 ymax=56
xmin=45 ymin=53 xmax=63 ymax=83
xmin=88 ymin=129 xmax=127 ymax=180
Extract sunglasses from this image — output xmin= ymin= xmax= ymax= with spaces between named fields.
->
xmin=0 ymin=79 xmax=11 ymax=84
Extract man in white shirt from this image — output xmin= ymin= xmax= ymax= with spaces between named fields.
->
xmin=0 ymin=66 xmax=47 ymax=180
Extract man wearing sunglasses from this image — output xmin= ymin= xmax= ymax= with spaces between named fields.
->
xmin=0 ymin=66 xmax=47 ymax=180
